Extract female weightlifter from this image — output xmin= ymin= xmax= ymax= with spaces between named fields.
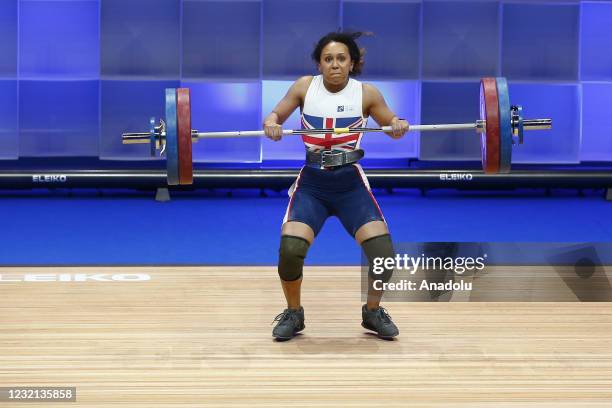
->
xmin=263 ymin=31 xmax=409 ymax=340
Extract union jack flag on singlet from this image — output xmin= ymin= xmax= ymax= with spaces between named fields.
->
xmin=301 ymin=114 xmax=364 ymax=152
xmin=300 ymin=75 xmax=368 ymax=153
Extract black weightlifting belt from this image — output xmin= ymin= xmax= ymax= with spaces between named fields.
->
xmin=305 ymin=149 xmax=365 ymax=169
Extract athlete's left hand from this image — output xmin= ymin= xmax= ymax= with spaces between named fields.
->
xmin=389 ymin=117 xmax=409 ymax=139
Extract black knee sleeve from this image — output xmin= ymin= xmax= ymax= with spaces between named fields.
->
xmin=278 ymin=235 xmax=310 ymax=281
xmin=362 ymin=234 xmax=395 ymax=283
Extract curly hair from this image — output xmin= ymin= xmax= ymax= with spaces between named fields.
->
xmin=311 ymin=31 xmax=371 ymax=76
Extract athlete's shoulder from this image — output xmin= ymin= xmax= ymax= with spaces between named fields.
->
xmin=361 ymin=82 xmax=380 ymax=96
xmin=362 ymin=82 xmax=384 ymax=107
xmin=298 ymin=75 xmax=316 ymax=82
xmin=296 ymin=75 xmax=315 ymax=88
xmin=289 ymin=75 xmax=315 ymax=98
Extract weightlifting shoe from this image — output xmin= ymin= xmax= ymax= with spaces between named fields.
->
xmin=272 ymin=307 xmax=305 ymax=340
xmin=361 ymin=304 xmax=399 ymax=339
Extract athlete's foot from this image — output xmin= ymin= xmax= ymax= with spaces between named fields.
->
xmin=361 ymin=304 xmax=399 ymax=339
xmin=272 ymin=307 xmax=305 ymax=341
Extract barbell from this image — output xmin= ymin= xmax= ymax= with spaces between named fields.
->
xmin=122 ymin=77 xmax=552 ymax=185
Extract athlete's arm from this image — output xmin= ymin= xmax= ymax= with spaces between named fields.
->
xmin=363 ymin=83 xmax=409 ymax=139
xmin=263 ymin=76 xmax=312 ymax=141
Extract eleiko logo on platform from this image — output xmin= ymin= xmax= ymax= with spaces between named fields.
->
xmin=32 ymin=175 xmax=68 ymax=183
xmin=0 ymin=274 xmax=151 ymax=283
xmin=439 ymin=173 xmax=473 ymax=181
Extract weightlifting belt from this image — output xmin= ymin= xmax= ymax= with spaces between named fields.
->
xmin=305 ymin=149 xmax=365 ymax=169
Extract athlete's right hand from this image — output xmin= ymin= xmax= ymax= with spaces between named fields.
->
xmin=264 ymin=122 xmax=283 ymax=141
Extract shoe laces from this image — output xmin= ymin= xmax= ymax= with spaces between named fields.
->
xmin=376 ymin=307 xmax=392 ymax=324
xmin=271 ymin=309 xmax=295 ymax=325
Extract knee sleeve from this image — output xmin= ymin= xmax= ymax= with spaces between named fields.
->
xmin=278 ymin=235 xmax=310 ymax=281
xmin=362 ymin=234 xmax=395 ymax=283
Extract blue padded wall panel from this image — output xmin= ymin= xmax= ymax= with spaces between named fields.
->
xmin=100 ymin=80 xmax=179 ymax=160
xmin=183 ymin=1 xmax=260 ymax=79
xmin=419 ymin=81 xmax=481 ymax=161
xmin=509 ymin=82 xmax=580 ymax=164
xmin=262 ymin=0 xmax=340 ymax=78
xmin=502 ymin=3 xmax=579 ymax=81
xmin=261 ymin=81 xmax=303 ymax=160
xmin=0 ymin=1 xmax=17 ymax=77
xmin=581 ymin=82 xmax=612 ymax=162
xmin=342 ymin=0 xmax=420 ymax=79
xmin=184 ymin=81 xmax=261 ymax=163
xmin=422 ymin=1 xmax=499 ymax=79
xmin=101 ymin=0 xmax=180 ymax=78
xmin=581 ymin=2 xmax=612 ymax=81
xmin=20 ymin=1 xmax=99 ymax=78
xmin=359 ymin=80 xmax=419 ymax=158
xmin=0 ymin=80 xmax=18 ymax=159
xmin=19 ymin=80 xmax=99 ymax=157
xmin=3 ymin=0 xmax=601 ymax=165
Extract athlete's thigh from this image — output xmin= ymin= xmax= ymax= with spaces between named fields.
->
xmin=281 ymin=221 xmax=315 ymax=244
xmin=282 ymin=189 xmax=330 ymax=241
xmin=354 ymin=221 xmax=389 ymax=245
xmin=334 ymin=183 xmax=386 ymax=238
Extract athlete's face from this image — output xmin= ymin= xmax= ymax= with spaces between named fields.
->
xmin=318 ymin=41 xmax=354 ymax=87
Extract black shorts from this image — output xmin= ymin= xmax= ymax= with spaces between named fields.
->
xmin=283 ymin=164 xmax=386 ymax=237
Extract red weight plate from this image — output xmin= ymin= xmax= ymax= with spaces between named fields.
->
xmin=176 ymin=88 xmax=193 ymax=185
xmin=479 ymin=78 xmax=501 ymax=174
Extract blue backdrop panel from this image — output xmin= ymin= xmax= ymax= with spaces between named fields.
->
xmin=100 ymin=80 xmax=179 ymax=160
xmin=20 ymin=0 xmax=99 ymax=78
xmin=19 ymin=80 xmax=99 ymax=157
xmin=502 ymin=3 xmax=579 ymax=80
xmin=1 ymin=0 xmax=607 ymax=164
xmin=581 ymin=1 xmax=612 ymax=81
xmin=0 ymin=0 xmax=17 ymax=77
xmin=422 ymin=0 xmax=499 ymax=79
xmin=509 ymin=82 xmax=580 ymax=164
xmin=183 ymin=0 xmax=260 ymax=79
xmin=342 ymin=0 xmax=420 ymax=79
xmin=419 ymin=81 xmax=481 ymax=161
xmin=261 ymin=80 xmax=304 ymax=160
xmin=184 ymin=81 xmax=262 ymax=163
xmin=360 ymin=80 xmax=419 ymax=158
xmin=0 ymin=80 xmax=18 ymax=159
xmin=101 ymin=0 xmax=180 ymax=78
xmin=581 ymin=82 xmax=612 ymax=162
xmin=262 ymin=0 xmax=340 ymax=78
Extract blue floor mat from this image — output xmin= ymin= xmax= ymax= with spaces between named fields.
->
xmin=0 ymin=189 xmax=610 ymax=265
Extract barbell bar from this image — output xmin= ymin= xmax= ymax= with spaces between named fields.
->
xmin=122 ymin=77 xmax=552 ymax=185
xmin=122 ymin=119 xmax=550 ymax=140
